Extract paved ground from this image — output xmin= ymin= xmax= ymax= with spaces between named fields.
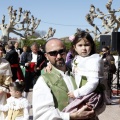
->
xmin=98 ymin=95 xmax=120 ymax=120
xmin=27 ymin=90 xmax=120 ymax=120
xmin=27 ymin=90 xmax=33 ymax=120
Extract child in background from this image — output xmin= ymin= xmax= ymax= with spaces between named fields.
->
xmin=0 ymin=80 xmax=29 ymax=120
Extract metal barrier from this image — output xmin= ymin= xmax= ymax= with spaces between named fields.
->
xmin=111 ymin=67 xmax=120 ymax=96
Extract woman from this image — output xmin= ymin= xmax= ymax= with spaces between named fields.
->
xmin=0 ymin=45 xmax=12 ymax=119
xmin=101 ymin=46 xmax=116 ymax=104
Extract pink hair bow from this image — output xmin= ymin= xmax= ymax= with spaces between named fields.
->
xmin=69 ymin=35 xmax=75 ymax=42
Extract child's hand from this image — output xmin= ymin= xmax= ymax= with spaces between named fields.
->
xmin=67 ymin=91 xmax=75 ymax=98
xmin=44 ymin=63 xmax=52 ymax=73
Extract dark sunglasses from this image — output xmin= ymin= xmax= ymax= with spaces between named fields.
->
xmin=102 ymin=50 xmax=106 ymax=52
xmin=47 ymin=49 xmax=66 ymax=56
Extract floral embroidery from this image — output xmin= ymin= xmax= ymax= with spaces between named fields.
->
xmin=72 ymin=57 xmax=99 ymax=77
xmin=72 ymin=58 xmax=79 ymax=74
xmin=73 ymin=58 xmax=79 ymax=67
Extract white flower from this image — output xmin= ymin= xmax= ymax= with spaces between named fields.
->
xmin=73 ymin=58 xmax=79 ymax=67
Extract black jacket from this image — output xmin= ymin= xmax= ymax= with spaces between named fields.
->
xmin=20 ymin=50 xmax=47 ymax=70
xmin=5 ymin=49 xmax=19 ymax=64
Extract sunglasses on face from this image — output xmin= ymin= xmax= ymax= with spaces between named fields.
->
xmin=102 ymin=50 xmax=106 ymax=52
xmin=47 ymin=49 xmax=66 ymax=56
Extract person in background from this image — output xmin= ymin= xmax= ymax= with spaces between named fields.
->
xmin=33 ymin=38 xmax=95 ymax=120
xmin=0 ymin=80 xmax=29 ymax=120
xmin=65 ymin=48 xmax=74 ymax=71
xmin=5 ymin=44 xmax=24 ymax=81
xmin=21 ymin=42 xmax=47 ymax=97
xmin=101 ymin=46 xmax=116 ymax=104
xmin=20 ymin=45 xmax=31 ymax=77
xmin=66 ymin=48 xmax=74 ymax=63
xmin=14 ymin=42 xmax=23 ymax=56
xmin=20 ymin=45 xmax=30 ymax=64
xmin=0 ymin=45 xmax=12 ymax=120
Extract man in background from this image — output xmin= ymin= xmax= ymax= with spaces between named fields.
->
xmin=21 ymin=42 xmax=46 ymax=97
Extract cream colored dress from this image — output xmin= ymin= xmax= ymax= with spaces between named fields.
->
xmin=0 ymin=96 xmax=29 ymax=120
xmin=0 ymin=58 xmax=12 ymax=120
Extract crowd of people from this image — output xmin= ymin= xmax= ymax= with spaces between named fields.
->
xmin=0 ymin=41 xmax=47 ymax=120
xmin=0 ymin=29 xmax=117 ymax=120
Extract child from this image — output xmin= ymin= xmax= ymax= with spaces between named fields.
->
xmin=63 ymin=30 xmax=105 ymax=117
xmin=0 ymin=80 xmax=29 ymax=120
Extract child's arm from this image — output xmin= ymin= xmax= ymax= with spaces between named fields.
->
xmin=73 ymin=77 xmax=99 ymax=98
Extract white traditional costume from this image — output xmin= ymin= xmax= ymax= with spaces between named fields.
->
xmin=0 ymin=58 xmax=12 ymax=120
xmin=72 ymin=54 xmax=104 ymax=98
xmin=62 ymin=54 xmax=105 ymax=118
xmin=0 ymin=96 xmax=29 ymax=120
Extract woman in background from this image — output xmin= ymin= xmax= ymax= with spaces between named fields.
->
xmin=101 ymin=46 xmax=116 ymax=104
xmin=0 ymin=45 xmax=12 ymax=120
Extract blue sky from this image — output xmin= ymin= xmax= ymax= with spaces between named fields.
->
xmin=0 ymin=0 xmax=120 ymax=38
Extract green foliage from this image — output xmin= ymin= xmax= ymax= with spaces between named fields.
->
xmin=20 ymin=38 xmax=46 ymax=47
xmin=63 ymin=41 xmax=72 ymax=50
xmin=95 ymin=40 xmax=100 ymax=53
xmin=19 ymin=38 xmax=101 ymax=54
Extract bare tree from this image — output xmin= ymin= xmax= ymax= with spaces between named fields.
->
xmin=0 ymin=6 xmax=41 ymax=43
xmin=85 ymin=0 xmax=120 ymax=40
xmin=42 ymin=27 xmax=56 ymax=39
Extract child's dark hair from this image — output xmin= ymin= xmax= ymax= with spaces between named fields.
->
xmin=9 ymin=81 xmax=25 ymax=93
xmin=71 ymin=30 xmax=96 ymax=56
